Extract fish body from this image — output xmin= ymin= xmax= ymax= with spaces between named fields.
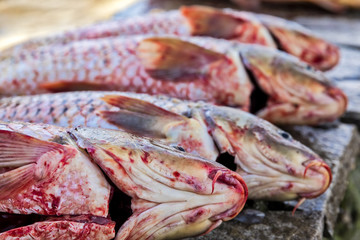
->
xmin=0 ymin=35 xmax=346 ymax=125
xmin=0 ymin=91 xmax=332 ymax=202
xmin=0 ymin=36 xmax=252 ymax=109
xmin=0 ymin=121 xmax=247 ymax=239
xmin=2 ymin=6 xmax=339 ymax=70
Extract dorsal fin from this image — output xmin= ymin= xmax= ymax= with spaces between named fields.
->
xmin=180 ymin=5 xmax=245 ymax=38
xmin=137 ymin=37 xmax=224 ymax=81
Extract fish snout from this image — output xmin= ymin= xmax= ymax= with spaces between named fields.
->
xmin=300 ymin=159 xmax=332 ymax=199
xmin=208 ymin=169 xmax=248 ymax=221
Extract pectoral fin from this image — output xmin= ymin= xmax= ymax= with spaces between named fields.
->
xmin=0 ymin=130 xmax=62 ymax=200
xmin=180 ymin=5 xmax=245 ymax=38
xmin=101 ymin=95 xmax=187 ymax=138
xmin=137 ymin=37 xmax=224 ymax=81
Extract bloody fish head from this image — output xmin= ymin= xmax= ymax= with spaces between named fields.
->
xmin=256 ymin=13 xmax=340 ymax=71
xmin=241 ymin=46 xmax=347 ymax=125
xmin=70 ymin=127 xmax=247 ymax=240
xmin=201 ymin=105 xmax=332 ymax=201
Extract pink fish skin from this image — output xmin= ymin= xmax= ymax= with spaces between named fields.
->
xmin=0 ymin=215 xmax=115 ymax=240
xmin=2 ymin=5 xmax=339 ymax=70
xmin=0 ymin=122 xmax=111 ymax=217
xmin=0 ymin=36 xmax=252 ymax=108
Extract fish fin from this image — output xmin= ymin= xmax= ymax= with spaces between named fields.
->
xmin=0 ymin=165 xmax=36 ymax=200
xmin=40 ymin=81 xmax=112 ymax=92
xmin=310 ymin=0 xmax=345 ymax=12
xmin=101 ymin=95 xmax=184 ymax=119
xmin=180 ymin=5 xmax=245 ymax=38
xmin=230 ymin=0 xmax=261 ymax=9
xmin=0 ymin=130 xmax=61 ymax=200
xmin=101 ymin=95 xmax=186 ymax=138
xmin=137 ymin=37 xmax=224 ymax=81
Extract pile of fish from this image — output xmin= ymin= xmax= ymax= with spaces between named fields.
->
xmin=0 ymin=5 xmax=346 ymax=240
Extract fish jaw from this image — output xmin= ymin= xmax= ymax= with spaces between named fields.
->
xmin=70 ymin=127 xmax=247 ymax=240
xmin=201 ymin=105 xmax=332 ymax=201
xmin=241 ymin=46 xmax=347 ymax=125
xmin=0 ymin=215 xmax=115 ymax=239
xmin=257 ymin=14 xmax=340 ymax=70
xmin=0 ymin=128 xmax=111 ymax=217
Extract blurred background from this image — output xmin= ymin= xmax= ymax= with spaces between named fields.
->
xmin=0 ymin=0 xmax=136 ymax=50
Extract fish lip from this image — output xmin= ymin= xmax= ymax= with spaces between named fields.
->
xmin=299 ymin=160 xmax=332 ymax=199
xmin=208 ymin=169 xmax=248 ymax=221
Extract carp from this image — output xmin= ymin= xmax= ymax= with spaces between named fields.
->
xmin=0 ymin=92 xmax=332 ymax=203
xmin=0 ymin=121 xmax=247 ymax=239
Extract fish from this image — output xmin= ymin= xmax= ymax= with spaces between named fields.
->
xmin=1 ymin=5 xmax=339 ymax=70
xmin=0 ymin=35 xmax=346 ymax=125
xmin=0 ymin=36 xmax=252 ymax=109
xmin=0 ymin=215 xmax=116 ymax=240
xmin=0 ymin=91 xmax=332 ymax=203
xmin=0 ymin=121 xmax=247 ymax=239
xmin=231 ymin=0 xmax=360 ymax=12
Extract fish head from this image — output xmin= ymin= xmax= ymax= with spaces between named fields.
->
xmin=70 ymin=127 xmax=247 ymax=240
xmin=201 ymin=105 xmax=332 ymax=201
xmin=256 ymin=14 xmax=340 ymax=70
xmin=241 ymin=46 xmax=347 ymax=125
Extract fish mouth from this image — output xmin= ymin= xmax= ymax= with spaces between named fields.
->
xmin=299 ymin=160 xmax=332 ymax=199
xmin=208 ymin=168 xmax=248 ymax=221
xmin=114 ymin=167 xmax=247 ymax=240
xmin=232 ymin=133 xmax=332 ymax=201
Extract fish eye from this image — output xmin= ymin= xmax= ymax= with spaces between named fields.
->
xmin=172 ymin=145 xmax=186 ymax=152
xmin=280 ymin=131 xmax=291 ymax=140
xmin=305 ymin=64 xmax=314 ymax=71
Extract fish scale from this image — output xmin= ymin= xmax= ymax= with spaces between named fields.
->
xmin=0 ymin=92 xmax=190 ymax=131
